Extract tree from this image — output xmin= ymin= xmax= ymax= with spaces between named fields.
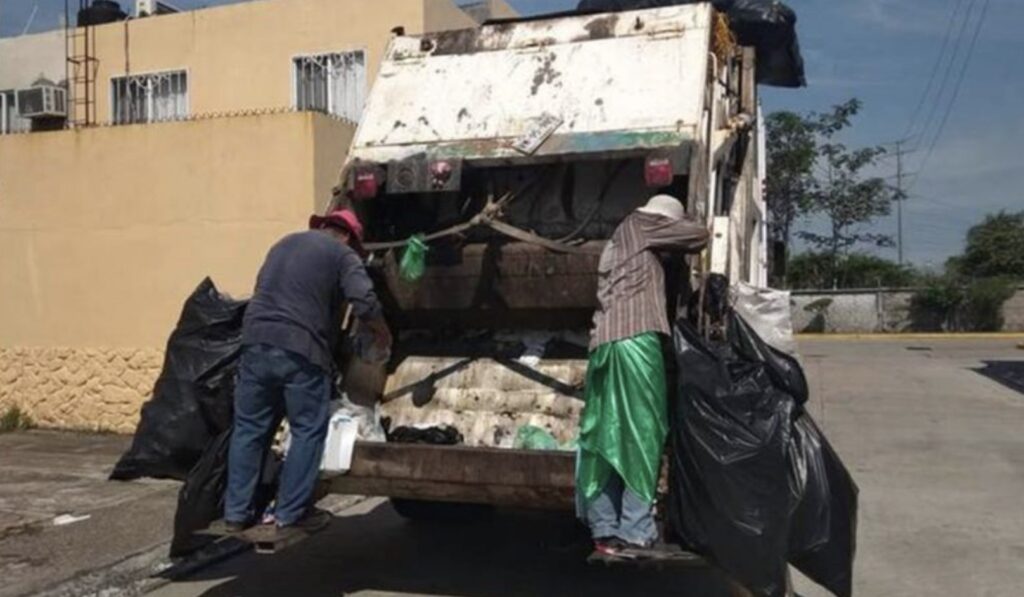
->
xmin=765 ymin=111 xmax=816 ymax=281
xmin=796 ymin=100 xmax=894 ymax=287
xmin=960 ymin=211 xmax=1024 ymax=279
xmin=787 ymin=252 xmax=917 ymax=290
xmin=910 ymin=211 xmax=1023 ymax=331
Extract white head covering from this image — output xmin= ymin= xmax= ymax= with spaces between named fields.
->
xmin=637 ymin=194 xmax=685 ymax=221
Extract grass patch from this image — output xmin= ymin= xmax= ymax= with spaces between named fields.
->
xmin=0 ymin=405 xmax=35 ymax=433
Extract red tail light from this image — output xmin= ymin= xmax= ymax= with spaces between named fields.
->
xmin=645 ymin=156 xmax=674 ymax=188
xmin=352 ymin=169 xmax=379 ymax=200
xmin=429 ymin=160 xmax=454 ymax=188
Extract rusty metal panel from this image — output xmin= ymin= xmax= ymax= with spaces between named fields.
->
xmin=350 ymin=5 xmax=711 ymax=164
xmin=381 ymin=241 xmax=602 ymax=312
xmin=329 ymin=442 xmax=576 ymax=509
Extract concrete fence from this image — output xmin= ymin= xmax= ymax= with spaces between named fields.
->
xmin=790 ymin=287 xmax=1024 ymax=334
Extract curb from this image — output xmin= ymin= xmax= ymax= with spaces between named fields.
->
xmin=796 ymin=333 xmax=1024 ymax=341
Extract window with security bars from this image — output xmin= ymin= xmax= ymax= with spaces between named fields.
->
xmin=1 ymin=90 xmax=30 ymax=134
xmin=111 ymin=70 xmax=188 ymax=125
xmin=294 ymin=51 xmax=366 ymax=122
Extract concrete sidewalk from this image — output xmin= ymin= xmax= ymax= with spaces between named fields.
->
xmin=0 ymin=431 xmax=179 ymax=597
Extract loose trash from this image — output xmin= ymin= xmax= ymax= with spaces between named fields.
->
xmin=320 ymin=412 xmax=359 ymax=474
xmin=731 ymin=282 xmax=797 ymax=355
xmin=667 ymin=312 xmax=857 ymax=597
xmin=386 ymin=424 xmax=464 ymax=445
xmin=399 ymin=235 xmax=428 ymax=282
xmin=513 ymin=425 xmax=560 ymax=451
xmin=335 ymin=394 xmax=387 ymax=443
xmin=111 ymin=278 xmax=246 ymax=482
xmin=280 ymin=395 xmax=386 ymax=458
xmin=53 ymin=514 xmax=91 ymax=526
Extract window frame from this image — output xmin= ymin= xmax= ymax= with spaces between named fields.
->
xmin=290 ymin=48 xmax=368 ymax=122
xmin=109 ymin=68 xmax=190 ymax=125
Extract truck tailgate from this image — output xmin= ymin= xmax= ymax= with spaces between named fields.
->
xmin=329 ymin=442 xmax=575 ymax=510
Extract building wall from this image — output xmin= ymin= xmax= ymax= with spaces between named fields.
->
xmin=424 ymin=0 xmax=478 ymax=32
xmin=312 ymin=115 xmax=357 ymax=213
xmin=0 ymin=111 xmax=356 ymax=431
xmin=0 ymin=29 xmax=66 ymax=133
xmin=84 ymin=0 xmax=475 ymax=123
xmin=0 ymin=0 xmax=490 ymax=433
xmin=0 ymin=29 xmax=66 ymax=89
xmin=486 ymin=0 xmax=521 ymax=20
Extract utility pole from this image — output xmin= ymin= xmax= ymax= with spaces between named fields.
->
xmin=891 ymin=139 xmax=913 ymax=266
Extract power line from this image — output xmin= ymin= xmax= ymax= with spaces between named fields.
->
xmin=902 ymin=0 xmax=965 ymax=141
xmin=911 ymin=0 xmax=980 ymax=153
xmin=910 ymin=0 xmax=991 ymax=190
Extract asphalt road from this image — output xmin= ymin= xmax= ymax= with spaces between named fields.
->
xmin=146 ymin=337 xmax=1024 ymax=597
xmin=152 ymin=498 xmax=740 ymax=597
xmin=0 ymin=432 xmax=179 ymax=597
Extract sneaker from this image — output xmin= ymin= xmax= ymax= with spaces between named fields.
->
xmin=593 ymin=537 xmax=636 ymax=560
xmin=277 ymin=507 xmax=332 ymax=533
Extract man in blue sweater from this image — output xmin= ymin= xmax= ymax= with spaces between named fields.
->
xmin=224 ymin=209 xmax=390 ymax=533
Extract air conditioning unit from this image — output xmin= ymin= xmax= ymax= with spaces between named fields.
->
xmin=17 ymin=83 xmax=67 ymax=119
xmin=135 ymin=0 xmax=180 ymax=17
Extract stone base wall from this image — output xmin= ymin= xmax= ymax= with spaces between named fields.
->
xmin=0 ymin=348 xmax=162 ymax=433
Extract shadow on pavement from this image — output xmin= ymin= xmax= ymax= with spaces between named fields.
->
xmin=182 ymin=500 xmax=736 ymax=597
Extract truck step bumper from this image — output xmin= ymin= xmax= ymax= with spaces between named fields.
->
xmin=327 ymin=441 xmax=576 ymax=510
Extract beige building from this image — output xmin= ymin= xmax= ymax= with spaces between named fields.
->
xmin=0 ymin=29 xmax=66 ymax=133
xmin=0 ymin=0 xmax=517 ymax=432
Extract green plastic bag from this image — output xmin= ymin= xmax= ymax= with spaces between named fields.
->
xmin=513 ymin=426 xmax=561 ymax=451
xmin=399 ymin=235 xmax=428 ymax=282
xmin=576 ymin=332 xmax=668 ymax=507
xmin=514 ymin=426 xmax=578 ymax=451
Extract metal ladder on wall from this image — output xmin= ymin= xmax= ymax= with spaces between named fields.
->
xmin=65 ymin=0 xmax=98 ymax=128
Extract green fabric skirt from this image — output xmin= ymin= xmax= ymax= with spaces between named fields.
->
xmin=576 ymin=332 xmax=668 ymax=507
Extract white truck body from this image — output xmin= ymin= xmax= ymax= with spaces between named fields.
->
xmin=350 ymin=5 xmax=711 ymax=165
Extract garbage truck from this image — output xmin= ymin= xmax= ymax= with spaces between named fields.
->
xmin=326 ymin=2 xmax=776 ymax=518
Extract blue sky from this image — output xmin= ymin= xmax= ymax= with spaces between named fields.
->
xmin=3 ymin=0 xmax=1021 ymax=267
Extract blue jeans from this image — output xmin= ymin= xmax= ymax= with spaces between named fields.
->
xmin=586 ymin=474 xmax=658 ymax=547
xmin=225 ymin=344 xmax=331 ymax=526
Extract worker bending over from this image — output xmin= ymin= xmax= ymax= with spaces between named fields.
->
xmin=577 ymin=194 xmax=708 ymax=557
xmin=224 ymin=209 xmax=391 ymax=533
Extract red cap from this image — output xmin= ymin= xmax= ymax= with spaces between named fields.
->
xmin=309 ymin=209 xmax=365 ymax=254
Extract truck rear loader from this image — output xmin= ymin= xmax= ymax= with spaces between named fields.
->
xmin=325 ymin=2 xmax=770 ymax=520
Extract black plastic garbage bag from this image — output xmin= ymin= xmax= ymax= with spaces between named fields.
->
xmin=170 ymin=429 xmax=281 ymax=558
xmin=667 ymin=313 xmax=857 ymax=597
xmin=728 ymin=0 xmax=805 ymax=88
xmin=386 ymin=425 xmax=464 ymax=445
xmin=788 ymin=416 xmax=858 ymax=597
xmin=111 ymin=278 xmax=247 ymax=481
xmin=170 ymin=429 xmax=232 ymax=557
xmin=576 ymin=0 xmax=805 ymax=88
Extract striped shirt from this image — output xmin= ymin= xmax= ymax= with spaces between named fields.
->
xmin=589 ymin=212 xmax=709 ymax=350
